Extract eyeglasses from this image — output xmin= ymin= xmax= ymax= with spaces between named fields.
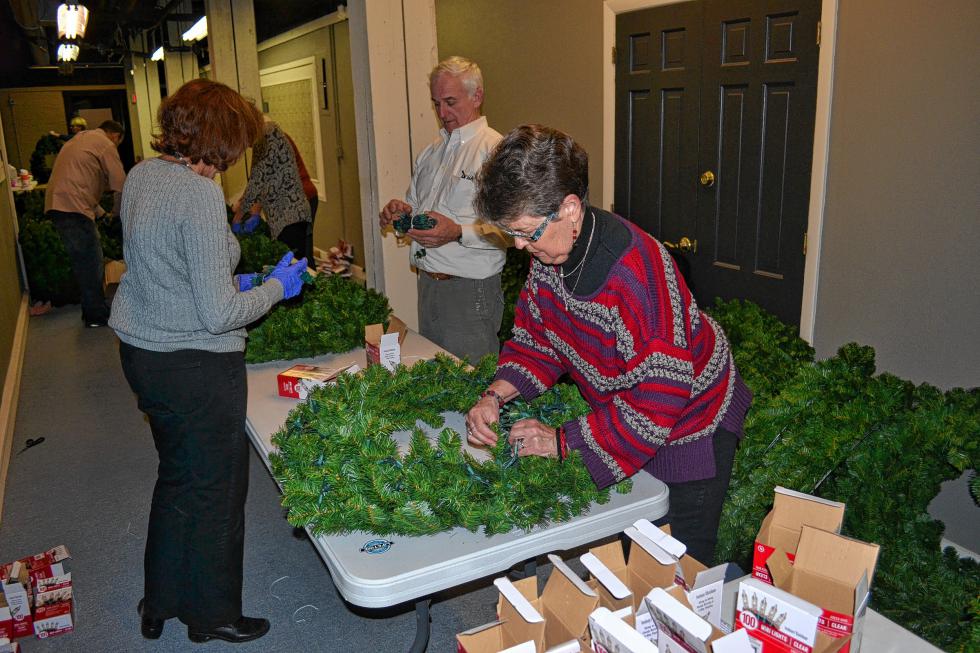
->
xmin=499 ymin=210 xmax=559 ymax=242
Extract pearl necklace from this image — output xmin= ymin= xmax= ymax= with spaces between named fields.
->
xmin=558 ymin=211 xmax=596 ymax=301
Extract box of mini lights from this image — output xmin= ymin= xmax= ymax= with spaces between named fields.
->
xmin=736 ymin=577 xmax=821 ymax=653
xmin=32 ymin=571 xmax=74 ymax=640
xmin=0 ymin=563 xmax=31 ymax=639
xmin=753 ymin=487 xmax=845 ymax=585
xmin=277 ymin=363 xmax=360 ymax=399
xmin=767 ymin=526 xmax=878 ymax=653
xmin=456 ymin=577 xmax=546 ymax=652
xmin=0 ymin=546 xmax=74 ymax=640
xmin=643 ymin=586 xmax=755 ymax=653
xmin=365 ymin=316 xmax=407 ymax=371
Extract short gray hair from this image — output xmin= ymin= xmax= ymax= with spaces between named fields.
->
xmin=429 ymin=56 xmax=483 ymax=98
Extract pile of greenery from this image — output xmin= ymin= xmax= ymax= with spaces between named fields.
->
xmin=245 ymin=274 xmax=392 ymax=363
xmin=14 ymin=189 xmax=125 ymax=304
xmin=270 ymin=354 xmax=631 ymax=536
xmin=710 ymin=300 xmax=979 ymax=652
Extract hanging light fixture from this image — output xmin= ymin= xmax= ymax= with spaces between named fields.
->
xmin=57 ymin=43 xmax=80 ymax=62
xmin=151 ymin=46 xmax=165 ymax=61
xmin=57 ymin=3 xmax=90 ymax=40
xmin=182 ymin=16 xmax=207 ymax=42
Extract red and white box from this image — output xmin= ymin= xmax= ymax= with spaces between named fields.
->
xmin=32 ymin=599 xmax=74 ymax=639
xmin=277 ymin=363 xmax=359 ymax=399
xmin=753 ymin=488 xmax=845 ymax=585
xmin=0 ymin=637 xmax=21 ymax=652
xmin=768 ymin=527 xmax=878 ymax=653
xmin=0 ymin=563 xmax=31 ymax=639
xmin=736 ymin=578 xmax=820 ymax=653
xmin=0 ymin=596 xmax=14 ymax=640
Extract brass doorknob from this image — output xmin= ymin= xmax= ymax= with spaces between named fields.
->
xmin=663 ymin=236 xmax=698 ymax=253
xmin=700 ymin=170 xmax=716 ymax=187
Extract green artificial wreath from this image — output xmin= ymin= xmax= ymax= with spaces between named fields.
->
xmin=245 ymin=274 xmax=392 ymax=363
xmin=270 ymin=354 xmax=632 ymax=536
xmin=235 ymin=232 xmax=289 ymax=276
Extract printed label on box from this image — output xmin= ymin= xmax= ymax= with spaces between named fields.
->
xmin=736 ymin=579 xmax=819 ymax=653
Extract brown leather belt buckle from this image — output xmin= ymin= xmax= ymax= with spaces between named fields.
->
xmin=423 ymin=270 xmax=454 ymax=281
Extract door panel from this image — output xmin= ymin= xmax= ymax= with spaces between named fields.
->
xmin=615 ymin=0 xmax=820 ymax=325
xmin=615 ymin=2 xmax=701 ymax=242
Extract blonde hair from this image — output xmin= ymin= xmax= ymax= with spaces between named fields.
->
xmin=429 ymin=56 xmax=483 ymax=98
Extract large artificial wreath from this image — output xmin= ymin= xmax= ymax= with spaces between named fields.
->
xmin=270 ymin=354 xmax=632 ymax=536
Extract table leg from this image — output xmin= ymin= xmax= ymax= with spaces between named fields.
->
xmin=409 ymin=598 xmax=431 ymax=653
xmin=523 ymin=558 xmax=537 ymax=579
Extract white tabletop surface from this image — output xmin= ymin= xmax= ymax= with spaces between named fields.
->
xmin=245 ymin=331 xmax=669 ymax=608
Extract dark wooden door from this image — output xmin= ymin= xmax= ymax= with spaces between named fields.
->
xmin=615 ymin=0 xmax=821 ymax=325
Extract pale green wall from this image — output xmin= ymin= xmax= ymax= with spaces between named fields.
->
xmin=435 ymin=0 xmax=605 ymax=207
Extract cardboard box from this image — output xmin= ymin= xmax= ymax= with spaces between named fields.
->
xmin=0 ymin=564 xmax=31 ymax=639
xmin=0 ymin=596 xmax=13 ymax=641
xmin=103 ymin=259 xmax=126 ymax=286
xmin=0 ymin=636 xmax=20 ymax=653
xmin=624 ymin=520 xmax=729 ymax=636
xmin=767 ymin=526 xmax=878 ymax=653
xmin=365 ymin=316 xmax=408 ymax=371
xmin=645 ymin=586 xmax=755 ymax=653
xmin=276 ymin=363 xmax=359 ymax=399
xmin=589 ymin=606 xmax=658 ymax=653
xmin=539 ymin=554 xmax=599 ymax=651
xmin=35 ymin=573 xmax=72 ymax=608
xmin=457 ymin=577 xmax=545 ymax=653
xmin=736 ymin=577 xmax=820 ymax=653
xmin=753 ymin=487 xmax=845 ymax=584
xmin=32 ymin=599 xmax=74 ymax=639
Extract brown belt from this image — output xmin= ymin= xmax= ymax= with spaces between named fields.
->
xmin=421 ymin=270 xmax=455 ymax=281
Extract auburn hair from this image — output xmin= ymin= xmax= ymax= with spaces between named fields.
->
xmin=152 ymin=79 xmax=263 ymax=171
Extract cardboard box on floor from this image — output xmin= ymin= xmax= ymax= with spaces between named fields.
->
xmin=458 ymin=562 xmax=598 ymax=653
xmin=582 ymin=520 xmax=728 ymax=641
xmin=365 ymin=316 xmax=407 ymax=371
xmin=457 ymin=577 xmax=545 ymax=653
xmin=645 ymin=586 xmax=756 ymax=653
xmin=0 ymin=564 xmax=31 ymax=639
xmin=768 ymin=526 xmax=879 ymax=653
xmin=0 ymin=637 xmax=20 ymax=653
xmin=753 ymin=487 xmax=845 ymax=584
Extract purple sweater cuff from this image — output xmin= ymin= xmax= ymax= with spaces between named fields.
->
xmin=562 ymin=417 xmax=622 ymax=490
xmin=494 ymin=365 xmax=547 ymax=402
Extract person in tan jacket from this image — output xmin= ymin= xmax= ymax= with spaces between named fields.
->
xmin=44 ymin=119 xmax=126 ymax=327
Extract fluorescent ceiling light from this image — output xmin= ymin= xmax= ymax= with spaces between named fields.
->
xmin=57 ymin=43 xmax=80 ymax=62
xmin=151 ymin=46 xmax=164 ymax=61
xmin=182 ymin=16 xmax=207 ymax=42
xmin=57 ymin=3 xmax=89 ymax=40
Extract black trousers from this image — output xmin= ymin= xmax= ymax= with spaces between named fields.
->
xmin=658 ymin=428 xmax=739 ymax=565
xmin=119 ymin=342 xmax=249 ymax=628
xmin=48 ymin=210 xmax=109 ymax=323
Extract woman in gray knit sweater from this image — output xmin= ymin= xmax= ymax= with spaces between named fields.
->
xmin=110 ymin=79 xmax=306 ymax=645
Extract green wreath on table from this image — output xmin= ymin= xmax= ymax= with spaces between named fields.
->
xmin=270 ymin=354 xmax=632 ymax=537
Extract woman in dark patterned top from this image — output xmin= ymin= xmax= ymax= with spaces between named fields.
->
xmin=465 ymin=125 xmax=752 ymax=563
xmin=234 ymin=119 xmax=313 ymax=263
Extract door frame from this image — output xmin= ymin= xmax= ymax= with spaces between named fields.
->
xmin=603 ymin=0 xmax=839 ymax=343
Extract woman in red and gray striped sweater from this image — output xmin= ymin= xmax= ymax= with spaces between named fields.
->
xmin=465 ymin=124 xmax=752 ymax=563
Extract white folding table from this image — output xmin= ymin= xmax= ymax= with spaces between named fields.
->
xmin=244 ymin=331 xmax=669 ymax=651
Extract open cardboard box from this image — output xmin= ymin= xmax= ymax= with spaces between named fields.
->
xmin=0 ymin=564 xmax=31 ymax=639
xmin=753 ymin=487 xmax=845 ymax=585
xmin=646 ymin=586 xmax=756 ymax=653
xmin=276 ymin=363 xmax=359 ymax=399
xmin=457 ymin=577 xmax=545 ymax=653
xmin=365 ymin=316 xmax=408 ymax=371
xmin=768 ymin=526 xmax=878 ymax=653
xmin=589 ymin=606 xmax=656 ymax=653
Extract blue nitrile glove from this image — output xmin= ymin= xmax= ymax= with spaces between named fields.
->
xmin=235 ymin=273 xmax=261 ymax=292
xmin=231 ymin=220 xmax=243 ymax=234
xmin=268 ymin=257 xmax=308 ymax=299
xmin=243 ymin=212 xmax=261 ymax=233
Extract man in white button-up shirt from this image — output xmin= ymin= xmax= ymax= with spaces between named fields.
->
xmin=379 ymin=56 xmax=508 ymax=363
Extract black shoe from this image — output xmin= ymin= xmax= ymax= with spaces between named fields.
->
xmin=138 ymin=599 xmax=164 ymax=640
xmin=84 ymin=319 xmax=108 ymax=328
xmin=187 ymin=617 xmax=270 ymax=644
